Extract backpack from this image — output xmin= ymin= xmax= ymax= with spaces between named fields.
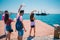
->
xmin=16 ymin=16 xmax=23 ymax=31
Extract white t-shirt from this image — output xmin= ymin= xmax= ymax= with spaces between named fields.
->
xmin=17 ymin=14 xmax=23 ymax=21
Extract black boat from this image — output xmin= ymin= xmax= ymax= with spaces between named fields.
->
xmin=36 ymin=10 xmax=47 ymax=16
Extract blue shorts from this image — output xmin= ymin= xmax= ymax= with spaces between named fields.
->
xmin=18 ymin=29 xmax=24 ymax=36
xmin=6 ymin=25 xmax=13 ymax=33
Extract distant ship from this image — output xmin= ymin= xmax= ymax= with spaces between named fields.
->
xmin=36 ymin=10 xmax=47 ymax=16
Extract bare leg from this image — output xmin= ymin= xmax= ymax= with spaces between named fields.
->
xmin=34 ymin=27 xmax=35 ymax=37
xmin=18 ymin=36 xmax=19 ymax=40
xmin=19 ymin=36 xmax=22 ymax=40
xmin=8 ymin=32 xmax=11 ymax=40
xmin=6 ymin=34 xmax=7 ymax=40
xmin=30 ymin=28 xmax=32 ymax=36
xmin=18 ymin=36 xmax=23 ymax=40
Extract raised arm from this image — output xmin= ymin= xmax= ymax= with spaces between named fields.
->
xmin=17 ymin=5 xmax=23 ymax=19
xmin=18 ymin=5 xmax=23 ymax=13
xmin=31 ymin=10 xmax=37 ymax=13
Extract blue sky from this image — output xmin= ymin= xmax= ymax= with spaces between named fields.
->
xmin=0 ymin=0 xmax=60 ymax=13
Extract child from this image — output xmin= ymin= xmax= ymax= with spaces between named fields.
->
xmin=4 ymin=10 xmax=13 ymax=40
xmin=16 ymin=5 xmax=26 ymax=40
xmin=30 ymin=10 xmax=37 ymax=37
xmin=2 ymin=11 xmax=9 ymax=35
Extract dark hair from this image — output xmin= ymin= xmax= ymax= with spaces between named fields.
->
xmin=30 ymin=13 xmax=34 ymax=21
xmin=30 ymin=13 xmax=34 ymax=18
xmin=20 ymin=10 xmax=24 ymax=13
xmin=5 ymin=10 xmax=8 ymax=12
xmin=19 ymin=10 xmax=24 ymax=15
xmin=4 ymin=10 xmax=8 ymax=14
xmin=4 ymin=11 xmax=9 ymax=24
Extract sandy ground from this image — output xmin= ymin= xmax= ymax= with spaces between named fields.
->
xmin=0 ymin=20 xmax=54 ymax=40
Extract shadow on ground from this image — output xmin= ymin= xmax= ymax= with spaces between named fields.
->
xmin=0 ymin=34 xmax=6 ymax=39
xmin=27 ymin=36 xmax=35 ymax=40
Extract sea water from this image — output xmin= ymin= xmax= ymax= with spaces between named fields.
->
xmin=0 ymin=13 xmax=60 ymax=26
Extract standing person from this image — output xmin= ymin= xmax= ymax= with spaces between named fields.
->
xmin=4 ymin=10 xmax=13 ymax=40
xmin=16 ymin=5 xmax=26 ymax=40
xmin=29 ymin=10 xmax=37 ymax=37
xmin=2 ymin=11 xmax=9 ymax=35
